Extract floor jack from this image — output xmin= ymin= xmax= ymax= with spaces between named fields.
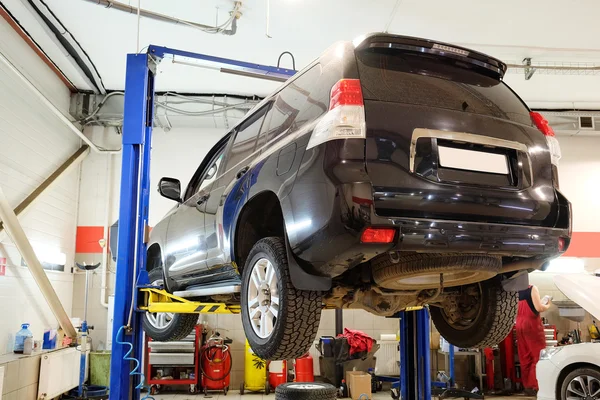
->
xmin=64 ymin=263 xmax=109 ymax=399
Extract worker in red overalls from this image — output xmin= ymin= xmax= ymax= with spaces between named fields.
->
xmin=516 ymin=284 xmax=550 ymax=395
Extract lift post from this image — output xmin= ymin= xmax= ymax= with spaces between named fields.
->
xmin=110 ymin=46 xmax=295 ymax=399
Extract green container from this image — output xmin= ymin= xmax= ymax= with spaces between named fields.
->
xmin=90 ymin=351 xmax=111 ymax=387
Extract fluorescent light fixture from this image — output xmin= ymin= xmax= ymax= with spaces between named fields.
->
xmin=544 ymin=257 xmax=585 ymax=274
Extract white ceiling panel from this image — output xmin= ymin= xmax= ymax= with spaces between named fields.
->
xmin=5 ymin=0 xmax=600 ymax=104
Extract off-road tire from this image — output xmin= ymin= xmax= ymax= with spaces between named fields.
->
xmin=372 ymin=253 xmax=501 ymax=290
xmin=142 ymin=269 xmax=198 ymax=341
xmin=560 ymin=367 xmax=600 ymax=400
xmin=275 ymin=383 xmax=337 ymax=400
xmin=430 ymin=277 xmax=517 ymax=348
xmin=241 ymin=237 xmax=322 ymax=360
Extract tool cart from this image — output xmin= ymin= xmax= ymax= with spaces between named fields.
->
xmin=146 ymin=325 xmax=201 ymax=395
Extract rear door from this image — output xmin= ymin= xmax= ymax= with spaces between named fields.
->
xmin=355 ymin=39 xmax=557 ymax=226
xmin=203 ymin=104 xmax=270 ymax=277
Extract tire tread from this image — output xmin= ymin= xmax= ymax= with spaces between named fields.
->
xmin=242 ymin=237 xmax=322 ymax=360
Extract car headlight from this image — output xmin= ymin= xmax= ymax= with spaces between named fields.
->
xmin=540 ymin=347 xmax=563 ymax=360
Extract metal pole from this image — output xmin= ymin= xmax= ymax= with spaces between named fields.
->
xmin=84 ymin=270 xmax=90 ymax=322
xmin=109 ymin=52 xmax=153 ymax=400
xmin=0 ymin=185 xmax=77 ymax=338
xmin=335 ymin=309 xmax=343 ymax=386
xmin=418 ymin=308 xmax=432 ymax=400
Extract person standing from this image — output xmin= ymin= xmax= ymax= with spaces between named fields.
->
xmin=516 ymin=284 xmax=550 ymax=395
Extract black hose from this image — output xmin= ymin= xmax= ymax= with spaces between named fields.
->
xmin=199 ymin=344 xmax=232 ymax=381
xmin=277 ymin=51 xmax=296 ymax=70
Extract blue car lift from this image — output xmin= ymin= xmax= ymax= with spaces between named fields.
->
xmin=109 ymin=45 xmax=440 ymax=400
xmin=109 ymin=45 xmax=295 ymax=400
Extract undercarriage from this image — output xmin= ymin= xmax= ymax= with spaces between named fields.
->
xmin=322 ymin=250 xmax=546 ymax=317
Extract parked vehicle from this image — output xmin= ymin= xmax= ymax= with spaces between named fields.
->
xmin=537 ymin=273 xmax=600 ymax=400
xmin=142 ymin=33 xmax=572 ymax=360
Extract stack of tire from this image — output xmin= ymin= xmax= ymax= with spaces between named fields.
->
xmin=275 ymin=383 xmax=337 ymax=400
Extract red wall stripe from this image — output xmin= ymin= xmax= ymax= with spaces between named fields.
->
xmin=563 ymin=232 xmax=600 ymax=258
xmin=76 ymin=226 xmax=104 ymax=253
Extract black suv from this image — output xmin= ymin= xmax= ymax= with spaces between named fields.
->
xmin=143 ymin=33 xmax=571 ymax=360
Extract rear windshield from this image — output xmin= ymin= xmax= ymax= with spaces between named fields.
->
xmin=355 ymin=48 xmax=531 ymax=125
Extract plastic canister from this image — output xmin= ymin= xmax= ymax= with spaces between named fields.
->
xmin=14 ymin=323 xmax=33 ymax=353
xmin=23 ymin=337 xmax=33 ymax=355
xmin=294 ymin=354 xmax=314 ymax=382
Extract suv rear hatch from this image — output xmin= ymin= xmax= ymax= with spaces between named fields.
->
xmin=355 ymin=34 xmax=561 ymax=227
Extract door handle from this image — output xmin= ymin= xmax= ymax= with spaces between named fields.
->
xmin=236 ymin=166 xmax=250 ymax=179
xmin=196 ymin=194 xmax=209 ymax=205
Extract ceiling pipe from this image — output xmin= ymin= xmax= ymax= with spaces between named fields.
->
xmin=0 ymin=3 xmax=77 ymax=92
xmin=0 ymin=50 xmax=119 ymax=153
xmin=82 ymin=0 xmax=240 ymax=35
xmin=23 ymin=0 xmax=106 ymax=93
xmin=0 ymin=185 xmax=78 ymax=339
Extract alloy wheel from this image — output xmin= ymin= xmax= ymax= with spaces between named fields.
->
xmin=566 ymin=375 xmax=600 ymax=399
xmin=247 ymin=258 xmax=280 ymax=339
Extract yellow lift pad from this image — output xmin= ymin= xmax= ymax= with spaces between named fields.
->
xmin=139 ymin=288 xmax=241 ymax=314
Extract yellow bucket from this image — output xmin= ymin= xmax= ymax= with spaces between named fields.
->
xmin=240 ymin=340 xmax=269 ymax=394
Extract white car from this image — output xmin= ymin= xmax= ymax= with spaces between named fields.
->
xmin=537 ymin=273 xmax=600 ymax=400
xmin=537 ymin=343 xmax=600 ymax=400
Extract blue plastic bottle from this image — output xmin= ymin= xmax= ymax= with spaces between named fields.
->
xmin=14 ymin=323 xmax=33 ymax=353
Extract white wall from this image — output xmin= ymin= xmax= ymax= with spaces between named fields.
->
xmin=0 ymin=17 xmax=81 ymax=354
xmin=556 ymin=136 xmax=600 ymax=232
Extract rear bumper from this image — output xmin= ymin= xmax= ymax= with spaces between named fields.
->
xmin=288 ymin=179 xmax=569 ymax=278
xmin=387 ymin=217 xmax=570 ymax=256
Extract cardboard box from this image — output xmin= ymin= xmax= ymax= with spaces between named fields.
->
xmin=346 ymin=371 xmax=372 ymax=400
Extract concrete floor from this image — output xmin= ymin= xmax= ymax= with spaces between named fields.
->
xmin=150 ymin=391 xmax=536 ymax=399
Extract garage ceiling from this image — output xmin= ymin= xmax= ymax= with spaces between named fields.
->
xmin=4 ymin=0 xmax=600 ymax=107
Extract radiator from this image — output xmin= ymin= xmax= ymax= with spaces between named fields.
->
xmin=38 ymin=348 xmax=88 ymax=399
xmin=375 ymin=341 xmax=400 ymax=376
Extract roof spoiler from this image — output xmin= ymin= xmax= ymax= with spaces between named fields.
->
xmin=354 ymin=33 xmax=507 ymax=79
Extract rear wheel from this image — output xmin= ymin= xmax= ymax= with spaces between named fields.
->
xmin=241 ymin=237 xmax=322 ymax=360
xmin=430 ymin=277 xmax=517 ymax=348
xmin=560 ymin=368 xmax=600 ymax=400
xmin=142 ymin=269 xmax=198 ymax=341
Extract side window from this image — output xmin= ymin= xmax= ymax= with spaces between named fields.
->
xmin=261 ymin=64 xmax=325 ymax=146
xmin=224 ymin=105 xmax=268 ymax=169
xmin=197 ymin=153 xmax=224 ymax=192
xmin=186 ymin=149 xmax=225 ymax=199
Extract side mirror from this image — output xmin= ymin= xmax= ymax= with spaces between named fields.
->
xmin=158 ymin=177 xmax=181 ymax=202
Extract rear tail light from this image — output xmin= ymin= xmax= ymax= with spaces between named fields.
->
xmin=360 ymin=227 xmax=396 ymax=244
xmin=558 ymin=237 xmax=567 ymax=252
xmin=531 ymin=111 xmax=561 ymax=167
xmin=307 ymin=79 xmax=366 ymax=149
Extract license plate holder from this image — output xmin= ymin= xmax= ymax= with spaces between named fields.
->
xmin=438 ymin=145 xmax=509 ymax=175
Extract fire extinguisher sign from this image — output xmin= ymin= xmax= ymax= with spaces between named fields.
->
xmin=0 ymin=257 xmax=6 ymax=276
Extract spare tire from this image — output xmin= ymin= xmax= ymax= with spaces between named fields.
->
xmin=275 ymin=383 xmax=337 ymax=400
xmin=372 ymin=253 xmax=500 ymax=290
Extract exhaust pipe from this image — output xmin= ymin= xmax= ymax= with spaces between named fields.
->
xmin=501 ymin=258 xmax=549 ymax=274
